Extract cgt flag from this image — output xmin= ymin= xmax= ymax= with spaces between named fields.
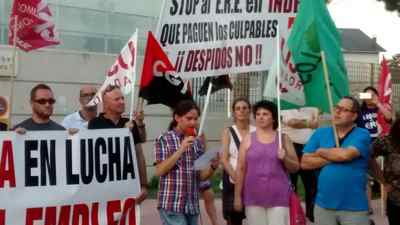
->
xmin=287 ymin=0 xmax=349 ymax=113
xmin=139 ymin=32 xmax=192 ymax=108
xmin=198 ymin=75 xmax=233 ymax=96
xmin=8 ymin=0 xmax=60 ymax=51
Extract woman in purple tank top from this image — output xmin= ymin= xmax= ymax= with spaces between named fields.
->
xmin=234 ymin=100 xmax=299 ymax=225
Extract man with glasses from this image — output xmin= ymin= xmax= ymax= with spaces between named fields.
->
xmin=62 ymin=85 xmax=97 ymax=130
xmin=14 ymin=83 xmax=65 ymax=131
xmin=301 ymin=96 xmax=371 ymax=225
xmin=88 ymin=85 xmax=148 ymax=203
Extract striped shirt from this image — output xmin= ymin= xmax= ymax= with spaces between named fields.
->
xmin=154 ymin=129 xmax=204 ymax=215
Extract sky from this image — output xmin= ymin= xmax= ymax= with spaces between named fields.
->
xmin=328 ymin=0 xmax=400 ymax=57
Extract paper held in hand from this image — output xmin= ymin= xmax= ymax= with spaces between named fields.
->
xmin=193 ymin=148 xmax=219 ymax=171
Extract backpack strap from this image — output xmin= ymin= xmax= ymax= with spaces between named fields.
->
xmin=228 ymin=126 xmax=241 ymax=150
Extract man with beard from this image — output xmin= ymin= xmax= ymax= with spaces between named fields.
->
xmin=14 ymin=84 xmax=65 ymax=131
xmin=62 ymin=85 xmax=98 ymax=130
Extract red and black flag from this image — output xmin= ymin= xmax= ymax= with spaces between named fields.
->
xmin=139 ymin=32 xmax=192 ymax=108
xmin=198 ymin=75 xmax=233 ymax=96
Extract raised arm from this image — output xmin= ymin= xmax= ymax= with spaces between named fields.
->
xmin=154 ymin=136 xmax=194 ymax=177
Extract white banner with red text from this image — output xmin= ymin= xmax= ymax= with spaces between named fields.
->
xmin=0 ymin=129 xmax=140 ymax=225
xmin=156 ymin=0 xmax=298 ymax=78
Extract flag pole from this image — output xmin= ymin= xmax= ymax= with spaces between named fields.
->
xmin=129 ymin=29 xmax=139 ymax=119
xmin=276 ymin=26 xmax=282 ymax=149
xmin=9 ymin=15 xmax=18 ymax=127
xmin=321 ymin=51 xmax=339 ymax=147
xmin=198 ymin=81 xmax=213 ymax=137
xmin=227 ymin=75 xmax=231 ymax=118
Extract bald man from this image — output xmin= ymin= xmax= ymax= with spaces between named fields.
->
xmin=62 ymin=85 xmax=98 ymax=130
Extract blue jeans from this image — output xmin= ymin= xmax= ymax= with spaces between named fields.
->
xmin=159 ymin=209 xmax=199 ymax=225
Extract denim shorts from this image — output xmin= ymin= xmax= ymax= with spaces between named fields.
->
xmin=159 ymin=209 xmax=199 ymax=225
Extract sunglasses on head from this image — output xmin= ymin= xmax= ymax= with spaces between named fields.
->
xmin=33 ymin=98 xmax=56 ymax=105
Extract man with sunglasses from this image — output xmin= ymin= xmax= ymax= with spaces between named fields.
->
xmin=14 ymin=83 xmax=65 ymax=132
xmin=88 ymin=85 xmax=148 ymax=204
xmin=301 ymin=97 xmax=372 ymax=225
xmin=62 ymin=85 xmax=98 ymax=130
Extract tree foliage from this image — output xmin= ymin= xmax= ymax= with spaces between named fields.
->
xmin=389 ymin=54 xmax=400 ymax=68
xmin=377 ymin=0 xmax=400 ymax=15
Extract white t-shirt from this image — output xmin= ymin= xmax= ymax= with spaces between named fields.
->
xmin=281 ymin=107 xmax=318 ymax=144
xmin=228 ymin=124 xmax=256 ymax=170
xmin=62 ymin=111 xmax=88 ymax=130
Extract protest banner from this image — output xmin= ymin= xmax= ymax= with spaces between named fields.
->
xmin=0 ymin=129 xmax=140 ymax=225
xmin=156 ymin=0 xmax=298 ymax=78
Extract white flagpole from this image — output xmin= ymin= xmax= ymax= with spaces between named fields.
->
xmin=135 ymin=205 xmax=141 ymax=225
xmin=227 ymin=75 xmax=231 ymax=118
xmin=129 ymin=29 xmax=138 ymax=119
xmin=276 ymin=26 xmax=282 ymax=149
xmin=9 ymin=15 xmax=18 ymax=126
xmin=198 ymin=81 xmax=213 ymax=136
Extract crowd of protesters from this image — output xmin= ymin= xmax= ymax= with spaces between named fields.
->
xmin=2 ymin=83 xmax=399 ymax=225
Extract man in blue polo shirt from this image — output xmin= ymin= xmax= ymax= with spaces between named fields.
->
xmin=301 ymin=96 xmax=371 ymax=225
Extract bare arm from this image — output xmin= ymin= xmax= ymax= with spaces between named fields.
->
xmin=317 ymin=147 xmax=360 ymax=162
xmin=135 ymin=111 xmax=147 ymax=142
xmin=280 ymin=134 xmax=299 ymax=173
xmin=234 ymin=134 xmax=251 ymax=211
xmin=221 ymin=128 xmax=236 ymax=181
xmin=199 ymin=162 xmax=218 ymax=181
xmin=155 ymin=136 xmax=194 ymax=177
xmin=301 ymin=152 xmax=330 ymax=170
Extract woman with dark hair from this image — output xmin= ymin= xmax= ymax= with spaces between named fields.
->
xmin=371 ymin=118 xmax=400 ymax=225
xmin=358 ymin=86 xmax=392 ymax=139
xmin=154 ymin=100 xmax=218 ymax=225
xmin=221 ymin=97 xmax=255 ymax=225
xmin=358 ymin=86 xmax=393 ymax=216
xmin=234 ymin=100 xmax=299 ymax=225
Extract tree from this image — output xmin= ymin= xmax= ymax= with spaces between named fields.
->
xmin=389 ymin=54 xmax=400 ymax=68
xmin=376 ymin=0 xmax=400 ymax=15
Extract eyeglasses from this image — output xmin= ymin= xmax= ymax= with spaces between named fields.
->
xmin=33 ymin=98 xmax=56 ymax=105
xmin=334 ymin=105 xmax=354 ymax=113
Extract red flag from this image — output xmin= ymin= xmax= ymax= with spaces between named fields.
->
xmin=378 ymin=57 xmax=392 ymax=104
xmin=8 ymin=0 xmax=60 ymax=52
xmin=377 ymin=57 xmax=392 ymax=136
xmin=139 ymin=32 xmax=192 ymax=108
xmin=140 ymin=31 xmax=175 ymax=89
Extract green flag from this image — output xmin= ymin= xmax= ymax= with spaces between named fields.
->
xmin=287 ymin=0 xmax=349 ymax=113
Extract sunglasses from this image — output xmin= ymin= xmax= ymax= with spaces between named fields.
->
xmin=33 ymin=98 xmax=56 ymax=105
